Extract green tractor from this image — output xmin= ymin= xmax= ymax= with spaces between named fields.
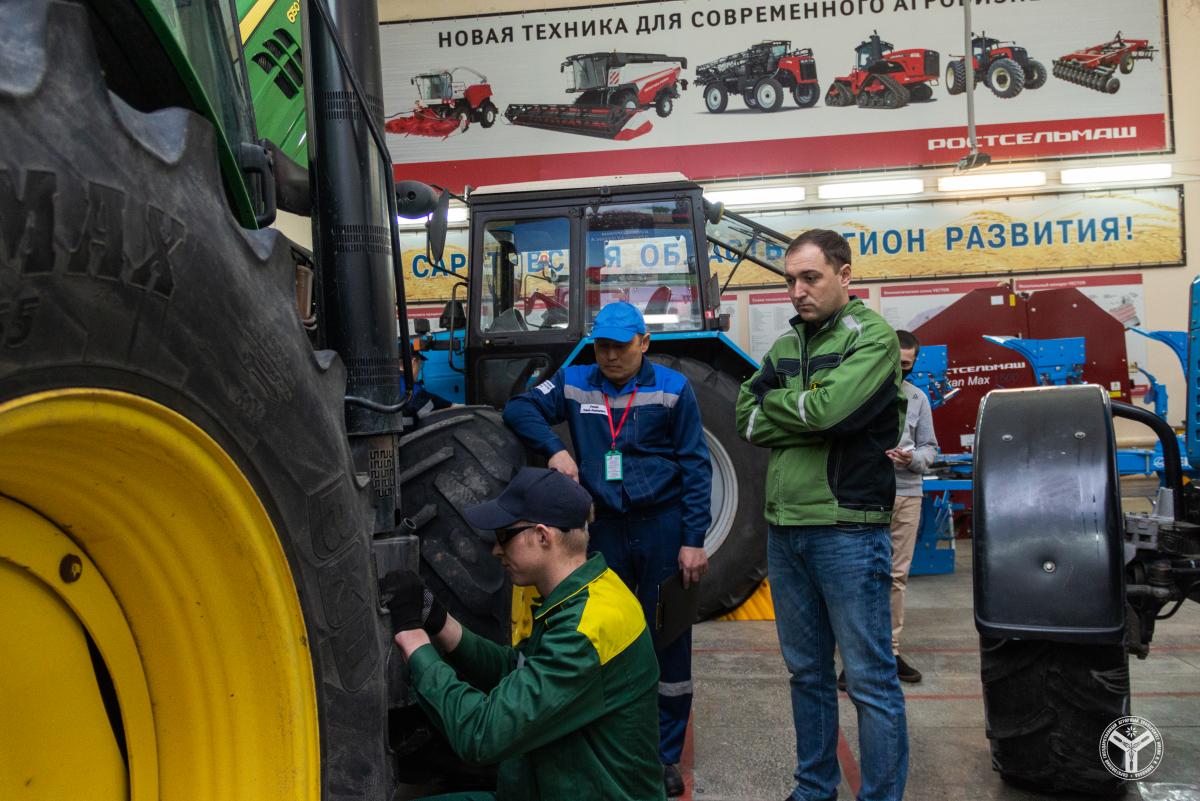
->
xmin=0 ymin=1 xmax=791 ymax=798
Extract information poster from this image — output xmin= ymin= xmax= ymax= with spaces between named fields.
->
xmin=382 ymin=0 xmax=1169 ymax=191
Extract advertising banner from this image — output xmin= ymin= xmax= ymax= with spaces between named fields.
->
xmin=399 ymin=186 xmax=1181 ymax=302
xmin=716 ymin=186 xmax=1183 ymax=286
xmin=382 ymin=0 xmax=1169 ymax=191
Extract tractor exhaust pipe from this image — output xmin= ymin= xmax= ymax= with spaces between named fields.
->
xmin=302 ymin=0 xmax=409 ymax=533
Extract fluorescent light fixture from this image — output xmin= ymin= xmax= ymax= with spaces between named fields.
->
xmin=705 ymin=186 xmax=805 ymax=208
xmin=938 ymin=171 xmax=1046 ymax=192
xmin=1061 ymin=163 xmax=1172 ymax=185
xmin=396 ymin=206 xmax=469 ymax=228
xmin=643 ymin=314 xmax=680 ymax=325
xmin=817 ymin=178 xmax=923 ymax=200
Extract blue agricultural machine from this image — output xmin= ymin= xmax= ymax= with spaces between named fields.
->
xmin=411 ymin=174 xmax=794 ymax=621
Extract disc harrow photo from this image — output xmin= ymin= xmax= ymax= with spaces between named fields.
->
xmin=1053 ymin=32 xmax=1156 ymax=94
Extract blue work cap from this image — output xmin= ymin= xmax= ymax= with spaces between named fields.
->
xmin=592 ymin=301 xmax=646 ymax=343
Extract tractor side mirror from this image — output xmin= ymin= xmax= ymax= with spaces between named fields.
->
xmin=427 ymin=189 xmax=450 ymax=266
xmin=413 ymin=318 xmax=431 ymax=335
xmin=706 ymin=271 xmax=722 ymax=311
xmin=439 ymin=299 xmax=467 ymax=331
xmin=395 ymin=180 xmax=439 ymax=218
xmin=702 ymin=199 xmax=724 ymax=224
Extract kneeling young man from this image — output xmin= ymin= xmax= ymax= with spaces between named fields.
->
xmin=390 ymin=467 xmax=666 ymax=801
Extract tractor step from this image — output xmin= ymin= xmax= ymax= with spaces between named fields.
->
xmin=1051 ymin=59 xmax=1120 ymax=93
xmin=503 ymin=103 xmax=650 ymax=140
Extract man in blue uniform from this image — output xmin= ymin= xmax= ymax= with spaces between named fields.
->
xmin=503 ymin=301 xmax=712 ymax=797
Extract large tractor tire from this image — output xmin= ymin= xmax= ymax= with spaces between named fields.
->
xmin=824 ymin=79 xmax=855 ymax=107
xmin=987 ymin=58 xmax=1026 ymax=98
xmin=792 ymin=82 xmax=820 ymax=108
xmin=908 ymin=82 xmax=933 ymax=102
xmin=479 ymin=101 xmax=498 ymax=127
xmin=396 ymin=406 xmax=526 ymax=643
xmin=704 ymin=83 xmax=729 ymax=113
xmin=1025 ymin=59 xmax=1048 ymax=89
xmin=649 ymin=356 xmax=769 ymax=619
xmin=981 ymin=637 xmax=1130 ymax=795
xmin=0 ymin=3 xmax=390 ymax=800
xmin=753 ymin=77 xmax=784 ymax=112
xmin=946 ymin=59 xmax=966 ymax=95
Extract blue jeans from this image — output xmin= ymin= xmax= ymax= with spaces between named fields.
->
xmin=590 ymin=505 xmax=691 ymax=765
xmin=768 ymin=524 xmax=909 ymax=801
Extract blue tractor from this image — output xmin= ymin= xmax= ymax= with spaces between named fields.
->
xmin=410 ymin=174 xmax=793 ymax=621
xmin=971 ymin=277 xmax=1200 ymax=793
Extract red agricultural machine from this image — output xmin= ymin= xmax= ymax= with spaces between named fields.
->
xmin=504 ymin=51 xmax=687 ymax=140
xmin=946 ymin=33 xmax=1047 ymax=99
xmin=825 ymin=31 xmax=939 ymax=109
xmin=384 ymin=66 xmax=497 ymax=138
xmin=1053 ymin=32 xmax=1157 ymax=94
xmin=695 ymin=40 xmax=820 ymax=112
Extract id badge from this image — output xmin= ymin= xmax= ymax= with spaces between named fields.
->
xmin=605 ymin=449 xmax=623 ymax=481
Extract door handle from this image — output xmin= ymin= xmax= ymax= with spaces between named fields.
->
xmin=488 ymin=336 xmax=515 ymax=346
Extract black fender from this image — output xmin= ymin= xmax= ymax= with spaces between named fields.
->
xmin=973 ymin=385 xmax=1125 ymax=643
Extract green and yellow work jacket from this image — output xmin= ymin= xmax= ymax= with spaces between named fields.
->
xmin=736 ymin=297 xmax=905 ymax=527
xmin=408 ymin=554 xmax=665 ymax=801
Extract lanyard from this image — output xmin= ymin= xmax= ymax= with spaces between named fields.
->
xmin=603 ymin=385 xmax=638 ymax=450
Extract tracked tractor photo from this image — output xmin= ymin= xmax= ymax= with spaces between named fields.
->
xmin=945 ymin=33 xmax=1048 ymax=99
xmin=1054 ymin=32 xmax=1158 ymax=94
xmin=505 ymin=52 xmax=687 ymax=140
xmin=971 ymin=276 xmax=1200 ymax=794
xmin=695 ymin=40 xmax=820 ymax=113
xmin=825 ymin=31 xmax=939 ymax=109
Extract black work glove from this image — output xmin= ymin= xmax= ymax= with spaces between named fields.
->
xmin=379 ymin=570 xmax=449 ymax=636
xmin=750 ymin=357 xmax=781 ymax=403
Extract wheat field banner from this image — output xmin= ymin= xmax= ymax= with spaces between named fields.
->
xmin=719 ymin=186 xmax=1183 ymax=285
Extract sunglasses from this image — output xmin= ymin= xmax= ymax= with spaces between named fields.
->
xmin=495 ymin=524 xmax=536 ymax=547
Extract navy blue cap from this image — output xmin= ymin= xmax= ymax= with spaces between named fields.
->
xmin=463 ymin=467 xmax=593 ymax=533
xmin=592 ymin=301 xmax=646 ymax=343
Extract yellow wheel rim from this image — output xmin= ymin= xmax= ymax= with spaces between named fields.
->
xmin=0 ymin=389 xmax=320 ymax=801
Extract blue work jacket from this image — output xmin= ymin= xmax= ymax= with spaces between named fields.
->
xmin=503 ymin=358 xmax=713 ymax=548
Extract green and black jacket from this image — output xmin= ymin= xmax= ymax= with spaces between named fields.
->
xmin=735 ymin=297 xmax=905 ymax=526
xmin=407 ymin=554 xmax=665 ymax=801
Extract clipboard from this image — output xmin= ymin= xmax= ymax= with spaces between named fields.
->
xmin=654 ymin=571 xmax=700 ymax=651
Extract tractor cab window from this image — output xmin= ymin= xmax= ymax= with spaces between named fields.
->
xmin=479 ymin=217 xmax=571 ymax=333
xmin=584 ymin=200 xmax=702 ymax=334
xmin=415 ymin=73 xmax=451 ymax=101
xmin=570 ymin=57 xmax=606 ymax=91
xmin=771 ymin=43 xmax=788 ymax=59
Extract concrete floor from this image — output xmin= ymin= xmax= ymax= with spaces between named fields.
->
xmin=690 ymin=540 xmax=1200 ymax=801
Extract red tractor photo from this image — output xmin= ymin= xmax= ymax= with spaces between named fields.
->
xmin=385 ymin=67 xmax=498 ymax=138
xmin=695 ymin=40 xmax=820 ymax=113
xmin=945 ymin=33 xmax=1047 ymax=99
xmin=825 ymin=31 xmax=939 ymax=109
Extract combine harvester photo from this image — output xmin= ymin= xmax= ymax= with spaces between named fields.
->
xmin=505 ymin=51 xmax=687 ymax=140
xmin=385 ymin=67 xmax=498 ymax=138
xmin=695 ymin=40 xmax=820 ymax=112
xmin=825 ymin=31 xmax=939 ymax=109
xmin=1053 ymin=32 xmax=1157 ymax=94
